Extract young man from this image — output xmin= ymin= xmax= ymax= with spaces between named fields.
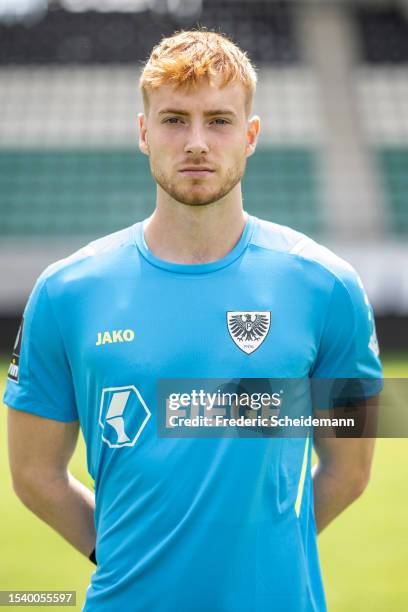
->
xmin=5 ymin=30 xmax=382 ymax=611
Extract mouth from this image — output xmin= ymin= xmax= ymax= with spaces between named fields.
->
xmin=179 ymin=167 xmax=215 ymax=177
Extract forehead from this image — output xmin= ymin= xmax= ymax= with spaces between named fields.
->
xmin=147 ymin=79 xmax=248 ymax=116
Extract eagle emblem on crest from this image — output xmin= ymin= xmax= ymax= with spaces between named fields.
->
xmin=227 ymin=311 xmax=271 ymax=354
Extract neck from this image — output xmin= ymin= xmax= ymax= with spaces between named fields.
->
xmin=143 ymin=186 xmax=247 ymax=264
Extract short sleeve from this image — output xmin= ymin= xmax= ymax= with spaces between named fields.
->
xmin=311 ymin=270 xmax=383 ymax=405
xmin=3 ymin=274 xmax=78 ymax=422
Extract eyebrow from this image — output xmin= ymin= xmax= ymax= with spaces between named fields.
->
xmin=158 ymin=109 xmax=237 ymax=117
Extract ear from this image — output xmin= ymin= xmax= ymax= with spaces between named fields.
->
xmin=245 ymin=115 xmax=261 ymax=158
xmin=138 ymin=112 xmax=149 ymax=156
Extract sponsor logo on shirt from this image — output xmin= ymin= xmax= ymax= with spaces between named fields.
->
xmin=99 ymin=385 xmax=151 ymax=448
xmin=96 ymin=329 xmax=135 ymax=346
xmin=8 ymin=318 xmax=24 ymax=383
xmin=227 ymin=311 xmax=271 ymax=354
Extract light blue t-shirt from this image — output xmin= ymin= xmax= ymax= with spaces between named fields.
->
xmin=4 ymin=215 xmax=382 ymax=611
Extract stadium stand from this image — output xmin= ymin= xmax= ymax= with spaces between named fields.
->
xmin=357 ymin=4 xmax=408 ymax=63
xmin=355 ymin=5 xmax=408 ymax=236
xmin=0 ymin=1 xmax=298 ymax=65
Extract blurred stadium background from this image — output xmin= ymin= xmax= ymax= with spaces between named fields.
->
xmin=0 ymin=0 xmax=407 ymax=610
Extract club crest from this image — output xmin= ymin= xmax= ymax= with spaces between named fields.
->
xmin=227 ymin=311 xmax=271 ymax=354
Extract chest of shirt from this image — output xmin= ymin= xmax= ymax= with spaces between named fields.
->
xmin=61 ymin=267 xmax=323 ymax=386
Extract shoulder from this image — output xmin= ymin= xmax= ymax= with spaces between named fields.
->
xmin=29 ymin=224 xmax=138 ymax=302
xmin=250 ymin=216 xmax=365 ymax=299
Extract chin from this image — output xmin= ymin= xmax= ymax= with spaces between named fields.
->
xmin=155 ymin=169 xmax=241 ymax=207
xmin=173 ymin=190 xmax=226 ymax=207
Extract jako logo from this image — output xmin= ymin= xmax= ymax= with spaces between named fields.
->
xmin=96 ymin=329 xmax=135 ymax=346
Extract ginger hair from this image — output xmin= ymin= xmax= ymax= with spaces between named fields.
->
xmin=140 ymin=29 xmax=257 ymax=114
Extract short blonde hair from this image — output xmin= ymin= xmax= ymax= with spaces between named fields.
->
xmin=140 ymin=29 xmax=257 ymax=113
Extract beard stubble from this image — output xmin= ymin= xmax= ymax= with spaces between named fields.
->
xmin=151 ymin=158 xmax=247 ymax=207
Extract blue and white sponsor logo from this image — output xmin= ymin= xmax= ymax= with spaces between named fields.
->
xmin=99 ymin=385 xmax=151 ymax=448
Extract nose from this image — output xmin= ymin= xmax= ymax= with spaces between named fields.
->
xmin=184 ymin=125 xmax=210 ymax=156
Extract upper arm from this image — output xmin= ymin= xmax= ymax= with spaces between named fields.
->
xmin=310 ymin=266 xmax=382 ymax=484
xmin=7 ymin=407 xmax=79 ymax=486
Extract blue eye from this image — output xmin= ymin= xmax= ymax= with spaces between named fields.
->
xmin=212 ymin=119 xmax=229 ymax=125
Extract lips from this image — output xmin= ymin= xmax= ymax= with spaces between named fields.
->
xmin=179 ymin=167 xmax=215 ymax=178
xmin=179 ymin=167 xmax=215 ymax=173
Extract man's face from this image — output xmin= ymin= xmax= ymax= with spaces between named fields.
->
xmin=139 ymin=80 xmax=259 ymax=207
